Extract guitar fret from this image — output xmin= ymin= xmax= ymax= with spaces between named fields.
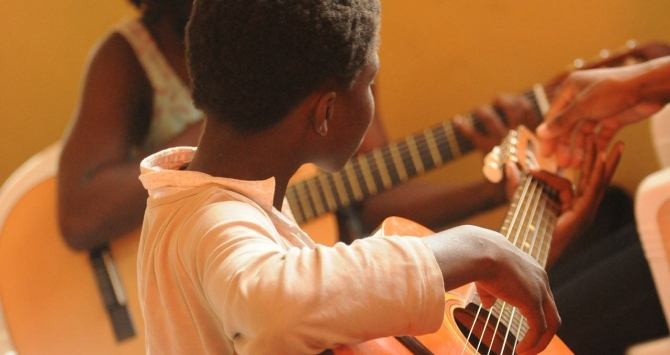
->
xmin=389 ymin=143 xmax=408 ymax=181
xmin=524 ymin=92 xmax=541 ymax=124
xmin=414 ymin=132 xmax=436 ymax=171
xmin=433 ymin=124 xmax=454 ymax=162
xmin=350 ymin=158 xmax=370 ymax=197
xmin=423 ymin=127 xmax=443 ymax=166
xmin=295 ymin=182 xmax=316 ymax=221
xmin=372 ymin=149 xmax=393 ymax=189
xmin=406 ymin=135 xmax=425 ymax=173
xmin=532 ymin=83 xmax=550 ymax=116
xmin=331 ymin=172 xmax=351 ymax=207
xmin=317 ymin=174 xmax=338 ymax=211
xmin=286 ymin=186 xmax=306 ymax=224
xmin=306 ymin=178 xmax=326 ymax=216
xmin=399 ymin=141 xmax=418 ymax=178
xmin=286 ymin=82 xmax=553 ymax=225
xmin=343 ymin=164 xmax=364 ymax=201
xmin=356 ymin=155 xmax=378 ymax=195
xmin=443 ymin=121 xmax=462 ymax=158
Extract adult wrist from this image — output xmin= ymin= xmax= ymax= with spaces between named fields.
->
xmin=633 ymin=57 xmax=670 ymax=103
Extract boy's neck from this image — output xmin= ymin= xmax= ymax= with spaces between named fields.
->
xmin=187 ymin=118 xmax=306 ymax=210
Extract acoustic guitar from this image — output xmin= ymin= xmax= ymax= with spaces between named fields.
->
xmin=332 ymin=126 xmax=572 ymax=354
xmin=0 ymin=42 xmax=664 ymax=354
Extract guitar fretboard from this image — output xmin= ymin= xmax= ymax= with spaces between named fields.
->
xmin=482 ymin=174 xmax=560 ymax=344
xmin=287 ymin=87 xmax=547 ymax=224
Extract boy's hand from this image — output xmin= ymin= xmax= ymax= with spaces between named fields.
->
xmin=422 ymin=225 xmax=560 ymax=354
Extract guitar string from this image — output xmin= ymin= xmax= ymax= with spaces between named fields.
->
xmin=489 ymin=179 xmax=543 ymax=355
xmin=512 ymin=193 xmax=558 ymax=354
xmin=509 ymin=184 xmax=560 ymax=354
xmin=475 ymin=176 xmax=536 ymax=355
xmin=293 ymin=116 xmax=505 ymax=222
xmin=501 ymin=187 xmax=548 ymax=353
xmin=461 ymin=176 xmax=533 ymax=355
xmin=491 ymin=178 xmax=544 ymax=354
xmin=288 ymin=120 xmax=465 ymax=221
xmin=499 ymin=180 xmax=548 ymax=354
xmin=290 ymin=90 xmax=542 ymax=221
xmin=512 ymin=203 xmax=555 ymax=354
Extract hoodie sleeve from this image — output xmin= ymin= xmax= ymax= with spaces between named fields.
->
xmin=191 ymin=201 xmax=445 ymax=354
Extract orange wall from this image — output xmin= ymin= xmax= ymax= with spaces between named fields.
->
xmin=377 ymin=0 xmax=670 ymax=198
xmin=2 ymin=1 xmax=669 ymax=206
xmin=0 ymin=1 xmax=135 ymax=181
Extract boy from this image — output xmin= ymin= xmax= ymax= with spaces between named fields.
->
xmin=137 ymin=1 xmax=568 ymax=353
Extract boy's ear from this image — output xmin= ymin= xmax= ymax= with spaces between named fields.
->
xmin=312 ymin=92 xmax=337 ymax=136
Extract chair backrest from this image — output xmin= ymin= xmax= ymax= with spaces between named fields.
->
xmin=0 ymin=142 xmax=62 ymax=355
xmin=651 ymin=105 xmax=670 ymax=168
xmin=635 ymin=107 xmax=670 ymax=330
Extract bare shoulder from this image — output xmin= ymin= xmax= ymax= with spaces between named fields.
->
xmin=83 ymin=30 xmax=150 ymax=94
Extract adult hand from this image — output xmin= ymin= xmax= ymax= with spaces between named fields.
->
xmin=530 ymin=138 xmax=623 ymax=265
xmin=455 ymin=94 xmax=539 ymax=154
xmin=537 ymin=63 xmax=665 ymax=167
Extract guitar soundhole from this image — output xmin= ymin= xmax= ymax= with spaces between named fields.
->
xmin=453 ymin=304 xmax=518 ymax=355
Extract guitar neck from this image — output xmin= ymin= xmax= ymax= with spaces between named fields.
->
xmin=486 ymin=173 xmax=560 ymax=341
xmin=287 ymin=86 xmax=549 ymax=224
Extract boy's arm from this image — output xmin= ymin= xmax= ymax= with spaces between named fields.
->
xmin=196 ymin=202 xmax=444 ymax=354
xmin=194 ymin=202 xmax=557 ymax=354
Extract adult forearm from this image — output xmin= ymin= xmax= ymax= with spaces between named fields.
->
xmin=359 ymin=179 xmax=506 ymax=232
xmin=58 ymin=161 xmax=147 ymax=250
xmin=635 ymin=56 xmax=670 ymax=103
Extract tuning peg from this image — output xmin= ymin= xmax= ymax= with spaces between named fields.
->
xmin=626 ymin=39 xmax=637 ymax=50
xmin=599 ymin=49 xmax=611 ymax=59
xmin=572 ymin=58 xmax=585 ymax=69
xmin=483 ymin=146 xmax=504 ymax=183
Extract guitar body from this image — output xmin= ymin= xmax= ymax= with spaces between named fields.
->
xmin=0 ymin=162 xmax=339 ymax=355
xmin=335 ymin=217 xmax=572 ymax=355
xmin=3 ymin=43 xmax=664 ymax=353
xmin=289 ymin=163 xmax=341 ymax=246
xmin=0 ymin=176 xmax=144 ymax=355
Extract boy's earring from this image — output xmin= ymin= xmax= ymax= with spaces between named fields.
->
xmin=318 ymin=120 xmax=328 ymax=136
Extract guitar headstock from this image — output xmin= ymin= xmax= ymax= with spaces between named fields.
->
xmin=483 ymin=126 xmax=558 ymax=183
xmin=543 ymin=40 xmax=670 ymax=99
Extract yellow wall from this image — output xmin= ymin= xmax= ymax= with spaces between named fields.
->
xmin=377 ymin=0 xmax=670 ymax=195
xmin=0 ymin=1 xmax=135 ymax=181
xmin=2 ymin=1 xmax=669 ymax=217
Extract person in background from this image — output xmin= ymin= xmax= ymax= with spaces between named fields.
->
xmin=58 ymin=0 xmax=201 ymax=250
xmin=56 ymin=0 xmax=532 ymax=250
xmin=536 ymin=56 xmax=670 ymax=353
xmin=136 ymin=1 xmax=621 ymax=352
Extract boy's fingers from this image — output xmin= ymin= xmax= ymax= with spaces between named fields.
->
xmin=476 ymin=284 xmax=497 ymax=309
xmin=516 ymin=301 xmax=547 ymax=354
xmin=527 ymin=295 xmax=561 ymax=355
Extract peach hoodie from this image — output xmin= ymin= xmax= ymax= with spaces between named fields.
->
xmin=138 ymin=147 xmax=445 ymax=354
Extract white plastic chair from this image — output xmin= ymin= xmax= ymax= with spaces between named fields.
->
xmin=0 ymin=142 xmax=62 ymax=355
xmin=631 ymin=106 xmax=670 ymax=355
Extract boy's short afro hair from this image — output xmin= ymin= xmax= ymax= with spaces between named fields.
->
xmin=186 ymin=0 xmax=380 ymax=133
